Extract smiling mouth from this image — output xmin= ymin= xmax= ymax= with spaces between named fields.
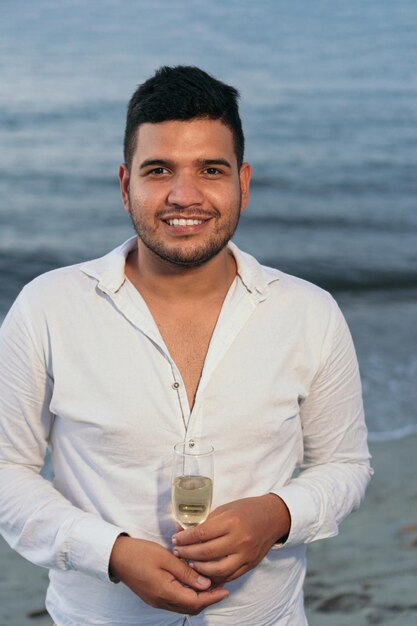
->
xmin=165 ymin=218 xmax=206 ymax=227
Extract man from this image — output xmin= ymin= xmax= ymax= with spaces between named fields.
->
xmin=0 ymin=66 xmax=372 ymax=625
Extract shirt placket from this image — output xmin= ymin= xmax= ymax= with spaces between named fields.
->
xmin=102 ymin=278 xmax=266 ymax=449
xmin=185 ymin=282 xmax=262 ymax=444
xmin=170 ymin=361 xmax=191 ymax=435
xmin=102 ymin=282 xmax=193 ymax=437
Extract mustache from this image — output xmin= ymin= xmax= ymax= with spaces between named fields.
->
xmin=155 ymin=207 xmax=221 ymax=220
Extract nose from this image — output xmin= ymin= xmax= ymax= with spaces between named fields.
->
xmin=167 ymin=171 xmax=204 ymax=207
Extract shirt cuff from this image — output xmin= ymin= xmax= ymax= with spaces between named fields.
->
xmin=108 ymin=532 xmax=130 ymax=583
xmin=270 ymin=481 xmax=325 ymax=548
xmin=67 ymin=515 xmax=127 ymax=582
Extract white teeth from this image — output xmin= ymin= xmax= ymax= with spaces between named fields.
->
xmin=167 ymin=218 xmax=204 ymax=226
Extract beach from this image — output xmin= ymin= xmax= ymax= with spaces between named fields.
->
xmin=305 ymin=435 xmax=417 ymax=626
xmin=1 ymin=1 xmax=416 ymax=624
xmin=0 ymin=540 xmax=51 ymax=626
xmin=1 ymin=435 xmax=416 ymax=626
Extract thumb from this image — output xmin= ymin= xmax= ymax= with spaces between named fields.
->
xmin=173 ymin=558 xmax=212 ymax=590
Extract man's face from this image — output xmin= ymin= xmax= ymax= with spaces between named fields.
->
xmin=119 ymin=118 xmax=251 ymax=267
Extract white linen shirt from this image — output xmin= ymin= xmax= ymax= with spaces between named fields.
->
xmin=0 ymin=238 xmax=372 ymax=626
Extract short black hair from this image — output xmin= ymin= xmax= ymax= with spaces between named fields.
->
xmin=123 ymin=65 xmax=245 ymax=169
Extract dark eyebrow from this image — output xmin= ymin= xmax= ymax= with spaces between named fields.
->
xmin=139 ymin=158 xmax=233 ymax=170
xmin=196 ymin=159 xmax=232 ymax=169
xmin=139 ymin=159 xmax=173 ymax=170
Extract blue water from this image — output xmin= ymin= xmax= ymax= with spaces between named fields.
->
xmin=1 ymin=0 xmax=416 ymax=439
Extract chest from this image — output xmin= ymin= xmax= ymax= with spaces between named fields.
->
xmin=50 ymin=307 xmax=308 ymax=475
xmin=154 ymin=309 xmax=220 ymax=409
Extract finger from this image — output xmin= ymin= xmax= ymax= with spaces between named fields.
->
xmin=166 ymin=581 xmax=230 ymax=613
xmin=167 ymin=553 xmax=212 ymax=591
xmin=187 ymin=554 xmax=241 ymax=579
xmin=173 ymin=535 xmax=231 ymax=562
xmin=187 ymin=586 xmax=230 ymax=611
xmin=220 ymin=563 xmax=249 ymax=582
xmin=172 ymin=516 xmax=228 ymax=546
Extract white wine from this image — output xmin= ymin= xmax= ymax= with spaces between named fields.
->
xmin=172 ymin=475 xmax=213 ymax=528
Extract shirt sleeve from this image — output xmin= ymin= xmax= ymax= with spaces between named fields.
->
xmin=271 ymin=298 xmax=373 ymax=548
xmin=0 ymin=288 xmax=125 ymax=581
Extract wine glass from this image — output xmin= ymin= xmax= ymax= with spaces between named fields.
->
xmin=171 ymin=440 xmax=214 ymax=529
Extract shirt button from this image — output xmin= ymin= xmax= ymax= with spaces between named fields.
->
xmin=172 ymin=382 xmax=180 ymax=389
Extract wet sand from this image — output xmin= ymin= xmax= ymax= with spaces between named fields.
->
xmin=305 ymin=435 xmax=417 ymax=625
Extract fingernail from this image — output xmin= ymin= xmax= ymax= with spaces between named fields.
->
xmin=197 ymin=576 xmax=209 ymax=585
xmin=173 ymin=548 xmax=180 ymax=557
xmin=188 ymin=561 xmax=195 ymax=569
xmin=171 ymin=536 xmax=177 ymax=545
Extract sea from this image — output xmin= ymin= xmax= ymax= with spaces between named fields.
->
xmin=1 ymin=0 xmax=416 ymax=442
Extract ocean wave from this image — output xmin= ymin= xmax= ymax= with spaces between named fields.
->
xmin=240 ymin=213 xmax=416 ymax=234
xmin=368 ymin=424 xmax=417 ymax=443
xmin=249 ymin=170 xmax=417 ymax=195
xmin=257 ymin=258 xmax=417 ymax=292
xmin=1 ymin=101 xmax=122 ymax=128
xmin=1 ymin=247 xmax=417 ymax=302
xmin=0 ymin=171 xmax=118 ymax=190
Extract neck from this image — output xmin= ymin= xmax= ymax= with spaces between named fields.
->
xmin=125 ymin=239 xmax=237 ymax=302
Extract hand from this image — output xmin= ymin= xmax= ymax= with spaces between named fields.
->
xmin=109 ymin=535 xmax=229 ymax=614
xmin=171 ymin=494 xmax=291 ymax=584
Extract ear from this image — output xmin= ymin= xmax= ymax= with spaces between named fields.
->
xmin=239 ymin=162 xmax=252 ymax=213
xmin=119 ymin=163 xmax=130 ymax=213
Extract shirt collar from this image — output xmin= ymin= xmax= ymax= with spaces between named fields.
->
xmin=79 ymin=237 xmax=137 ymax=294
xmin=79 ymin=236 xmax=280 ymax=299
xmin=228 ymin=241 xmax=280 ymax=301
